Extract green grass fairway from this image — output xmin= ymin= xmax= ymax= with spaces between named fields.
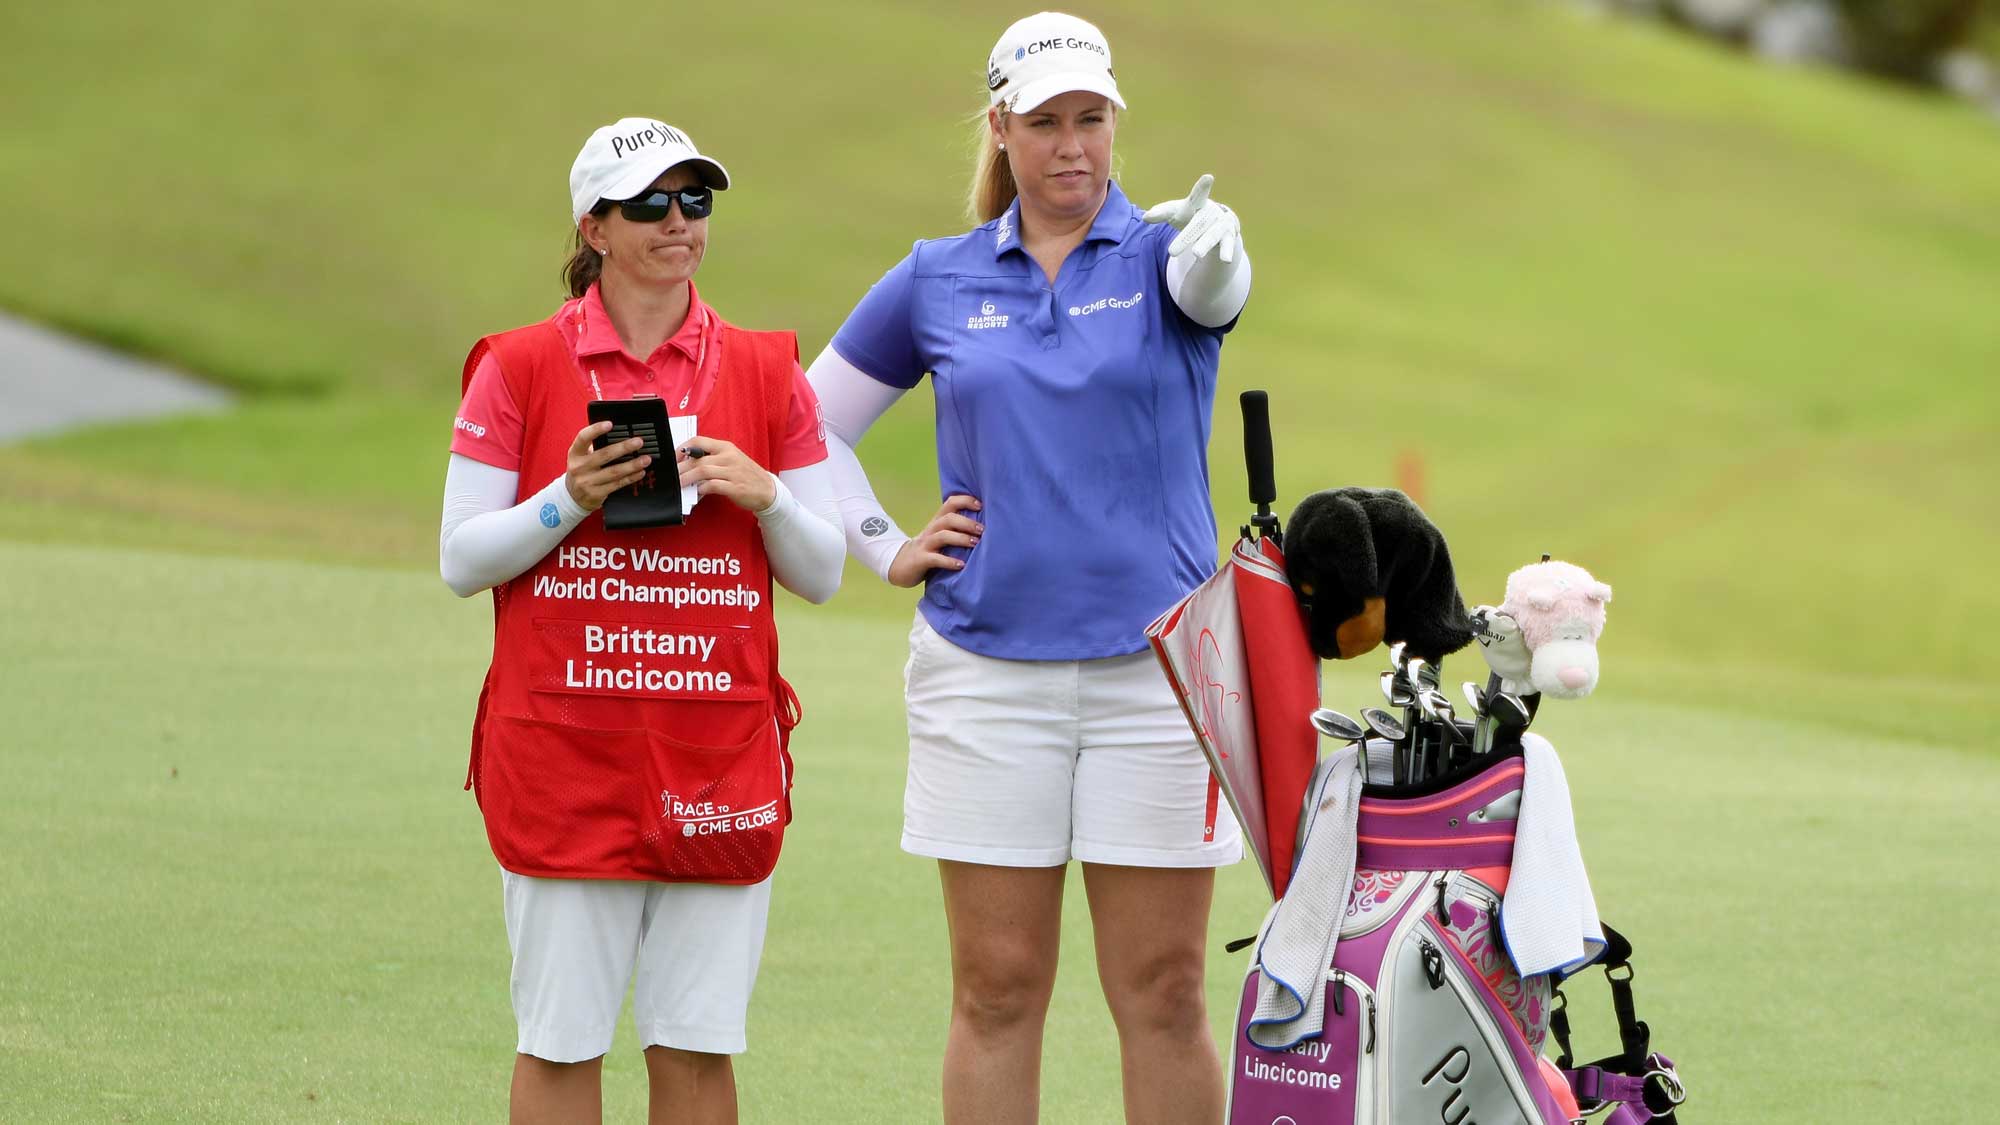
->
xmin=3 ymin=541 xmax=1993 ymax=1123
xmin=4 ymin=1 xmax=1997 ymax=1120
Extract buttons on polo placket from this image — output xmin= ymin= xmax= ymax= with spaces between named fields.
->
xmin=1038 ymin=285 xmax=1060 ymax=350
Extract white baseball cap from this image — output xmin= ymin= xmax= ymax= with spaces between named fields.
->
xmin=985 ymin=12 xmax=1125 ymax=115
xmin=568 ymin=118 xmax=730 ymax=224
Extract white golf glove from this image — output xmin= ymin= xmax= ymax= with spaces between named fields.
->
xmin=1142 ymin=174 xmax=1241 ymax=264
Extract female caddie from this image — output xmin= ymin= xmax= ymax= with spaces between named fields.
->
xmin=805 ymin=13 xmax=1255 ymax=1124
xmin=441 ymin=117 xmax=842 ymax=1125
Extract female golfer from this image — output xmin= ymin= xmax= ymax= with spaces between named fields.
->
xmin=441 ymin=117 xmax=841 ymax=1125
xmin=806 ymin=13 xmax=1254 ymax=1124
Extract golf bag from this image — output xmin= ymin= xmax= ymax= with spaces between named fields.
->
xmin=1208 ymin=389 xmax=1686 ymax=1122
xmin=1227 ymin=748 xmax=1576 ymax=1124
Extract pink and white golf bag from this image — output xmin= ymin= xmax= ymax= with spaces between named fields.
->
xmin=1226 ymin=744 xmax=1682 ymax=1124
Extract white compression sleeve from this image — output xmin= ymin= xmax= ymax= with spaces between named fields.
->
xmin=804 ymin=346 xmax=914 ymax=581
xmin=1166 ymin=241 xmax=1253 ymax=329
xmin=806 ymin=344 xmax=906 ymax=443
xmin=439 ymin=453 xmax=588 ymax=598
xmin=823 ymin=432 xmax=910 ymax=580
xmin=758 ymin=462 xmax=844 ymax=604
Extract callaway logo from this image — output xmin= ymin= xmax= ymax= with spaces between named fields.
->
xmin=994 ymin=208 xmax=1014 ymax=250
xmin=611 ymin=121 xmax=691 ymax=160
xmin=860 ymin=516 xmax=890 ymax=538
xmin=453 ymin=416 xmax=487 ymax=438
xmin=966 ymin=300 xmax=1010 ymax=330
xmin=1068 ymin=291 xmax=1144 ymax=317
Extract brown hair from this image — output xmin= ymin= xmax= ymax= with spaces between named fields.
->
xmin=561 ymin=200 xmax=615 ymax=298
xmin=966 ymin=106 xmax=1016 ymax=225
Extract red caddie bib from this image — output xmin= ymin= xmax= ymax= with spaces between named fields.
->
xmin=460 ymin=311 xmax=803 ymax=884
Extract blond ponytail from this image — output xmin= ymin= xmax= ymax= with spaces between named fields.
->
xmin=965 ymin=106 xmax=1016 ymax=225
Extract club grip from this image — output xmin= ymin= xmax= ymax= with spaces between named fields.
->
xmin=1241 ymin=390 xmax=1276 ymax=506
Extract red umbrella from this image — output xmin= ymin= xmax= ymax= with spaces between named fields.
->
xmin=1148 ymin=534 xmax=1319 ymax=898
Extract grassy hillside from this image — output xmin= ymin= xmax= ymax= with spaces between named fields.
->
xmin=7 ymin=4 xmax=1996 ymax=742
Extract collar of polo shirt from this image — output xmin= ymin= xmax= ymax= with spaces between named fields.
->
xmin=993 ymin=181 xmax=1136 ymax=259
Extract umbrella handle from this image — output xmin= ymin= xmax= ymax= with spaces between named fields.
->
xmin=1241 ymin=390 xmax=1281 ymax=543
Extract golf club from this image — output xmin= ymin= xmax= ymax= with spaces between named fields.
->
xmin=1487 ymin=690 xmax=1532 ymax=760
xmin=1361 ymin=707 xmax=1406 ymax=742
xmin=1310 ymin=708 xmax=1365 ymax=742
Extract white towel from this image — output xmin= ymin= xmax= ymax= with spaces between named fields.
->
xmin=1501 ymin=734 xmax=1606 ymax=977
xmin=1247 ymin=748 xmax=1363 ymax=1050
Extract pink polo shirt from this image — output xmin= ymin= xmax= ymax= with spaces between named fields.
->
xmin=451 ymin=280 xmax=827 ymax=474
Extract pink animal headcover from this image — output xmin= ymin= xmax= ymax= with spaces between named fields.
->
xmin=1499 ymin=560 xmax=1612 ymax=699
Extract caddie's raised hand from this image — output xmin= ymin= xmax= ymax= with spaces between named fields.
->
xmin=1141 ymin=173 xmax=1241 ymax=264
xmin=677 ymin=437 xmax=778 ymax=513
xmin=887 ymin=494 xmax=982 ymax=588
xmin=566 ymin=421 xmax=652 ymax=513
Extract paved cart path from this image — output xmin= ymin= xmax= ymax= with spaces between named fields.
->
xmin=0 ymin=312 xmax=232 ymax=443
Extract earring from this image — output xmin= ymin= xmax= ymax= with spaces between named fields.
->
xmin=598 ymin=246 xmax=608 ymax=256
xmin=997 ymin=143 xmax=1006 ymax=152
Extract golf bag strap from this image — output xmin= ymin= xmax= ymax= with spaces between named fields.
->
xmin=1566 ymin=1055 xmax=1684 ymax=1123
xmin=1554 ymin=924 xmax=1687 ymax=1122
xmin=1598 ymin=924 xmax=1650 ymax=1067
xmin=1551 ymin=922 xmax=1635 ymax=1068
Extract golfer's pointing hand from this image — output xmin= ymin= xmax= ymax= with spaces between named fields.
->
xmin=566 ymin=422 xmax=651 ymax=513
xmin=888 ymin=494 xmax=982 ymax=588
xmin=1142 ymin=173 xmax=1240 ymax=264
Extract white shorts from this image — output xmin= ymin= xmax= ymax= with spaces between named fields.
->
xmin=901 ymin=613 xmax=1243 ymax=868
xmin=501 ymin=869 xmax=772 ymax=1063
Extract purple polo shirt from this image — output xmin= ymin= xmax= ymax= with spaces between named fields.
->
xmin=831 ymin=182 xmax=1239 ymax=660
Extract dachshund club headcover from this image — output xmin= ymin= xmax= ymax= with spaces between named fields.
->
xmin=1283 ymin=487 xmax=1477 ymax=662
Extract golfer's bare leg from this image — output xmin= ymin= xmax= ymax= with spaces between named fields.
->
xmin=511 ymin=1053 xmax=602 ymax=1125
xmin=645 ymin=1045 xmax=737 ymax=1125
xmin=939 ymin=860 xmax=1066 ymax=1125
xmin=1082 ymin=863 xmax=1223 ymax=1125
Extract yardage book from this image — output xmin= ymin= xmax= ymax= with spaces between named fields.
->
xmin=587 ymin=398 xmax=701 ymax=530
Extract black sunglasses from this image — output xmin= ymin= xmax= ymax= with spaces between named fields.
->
xmin=610 ymin=185 xmax=714 ymax=223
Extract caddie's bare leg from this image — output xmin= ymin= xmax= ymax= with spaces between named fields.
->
xmin=511 ymin=1053 xmax=603 ymax=1125
xmin=646 ymin=1045 xmax=737 ymax=1125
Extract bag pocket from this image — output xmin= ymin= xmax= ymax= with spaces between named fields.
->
xmin=1434 ymin=877 xmax=1553 ymax=1054
xmin=1379 ymin=908 xmax=1567 ymax=1125
xmin=479 ymin=715 xmax=651 ymax=877
xmin=638 ymin=720 xmax=788 ymax=884
xmin=1228 ymin=964 xmax=1374 ymax=1124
